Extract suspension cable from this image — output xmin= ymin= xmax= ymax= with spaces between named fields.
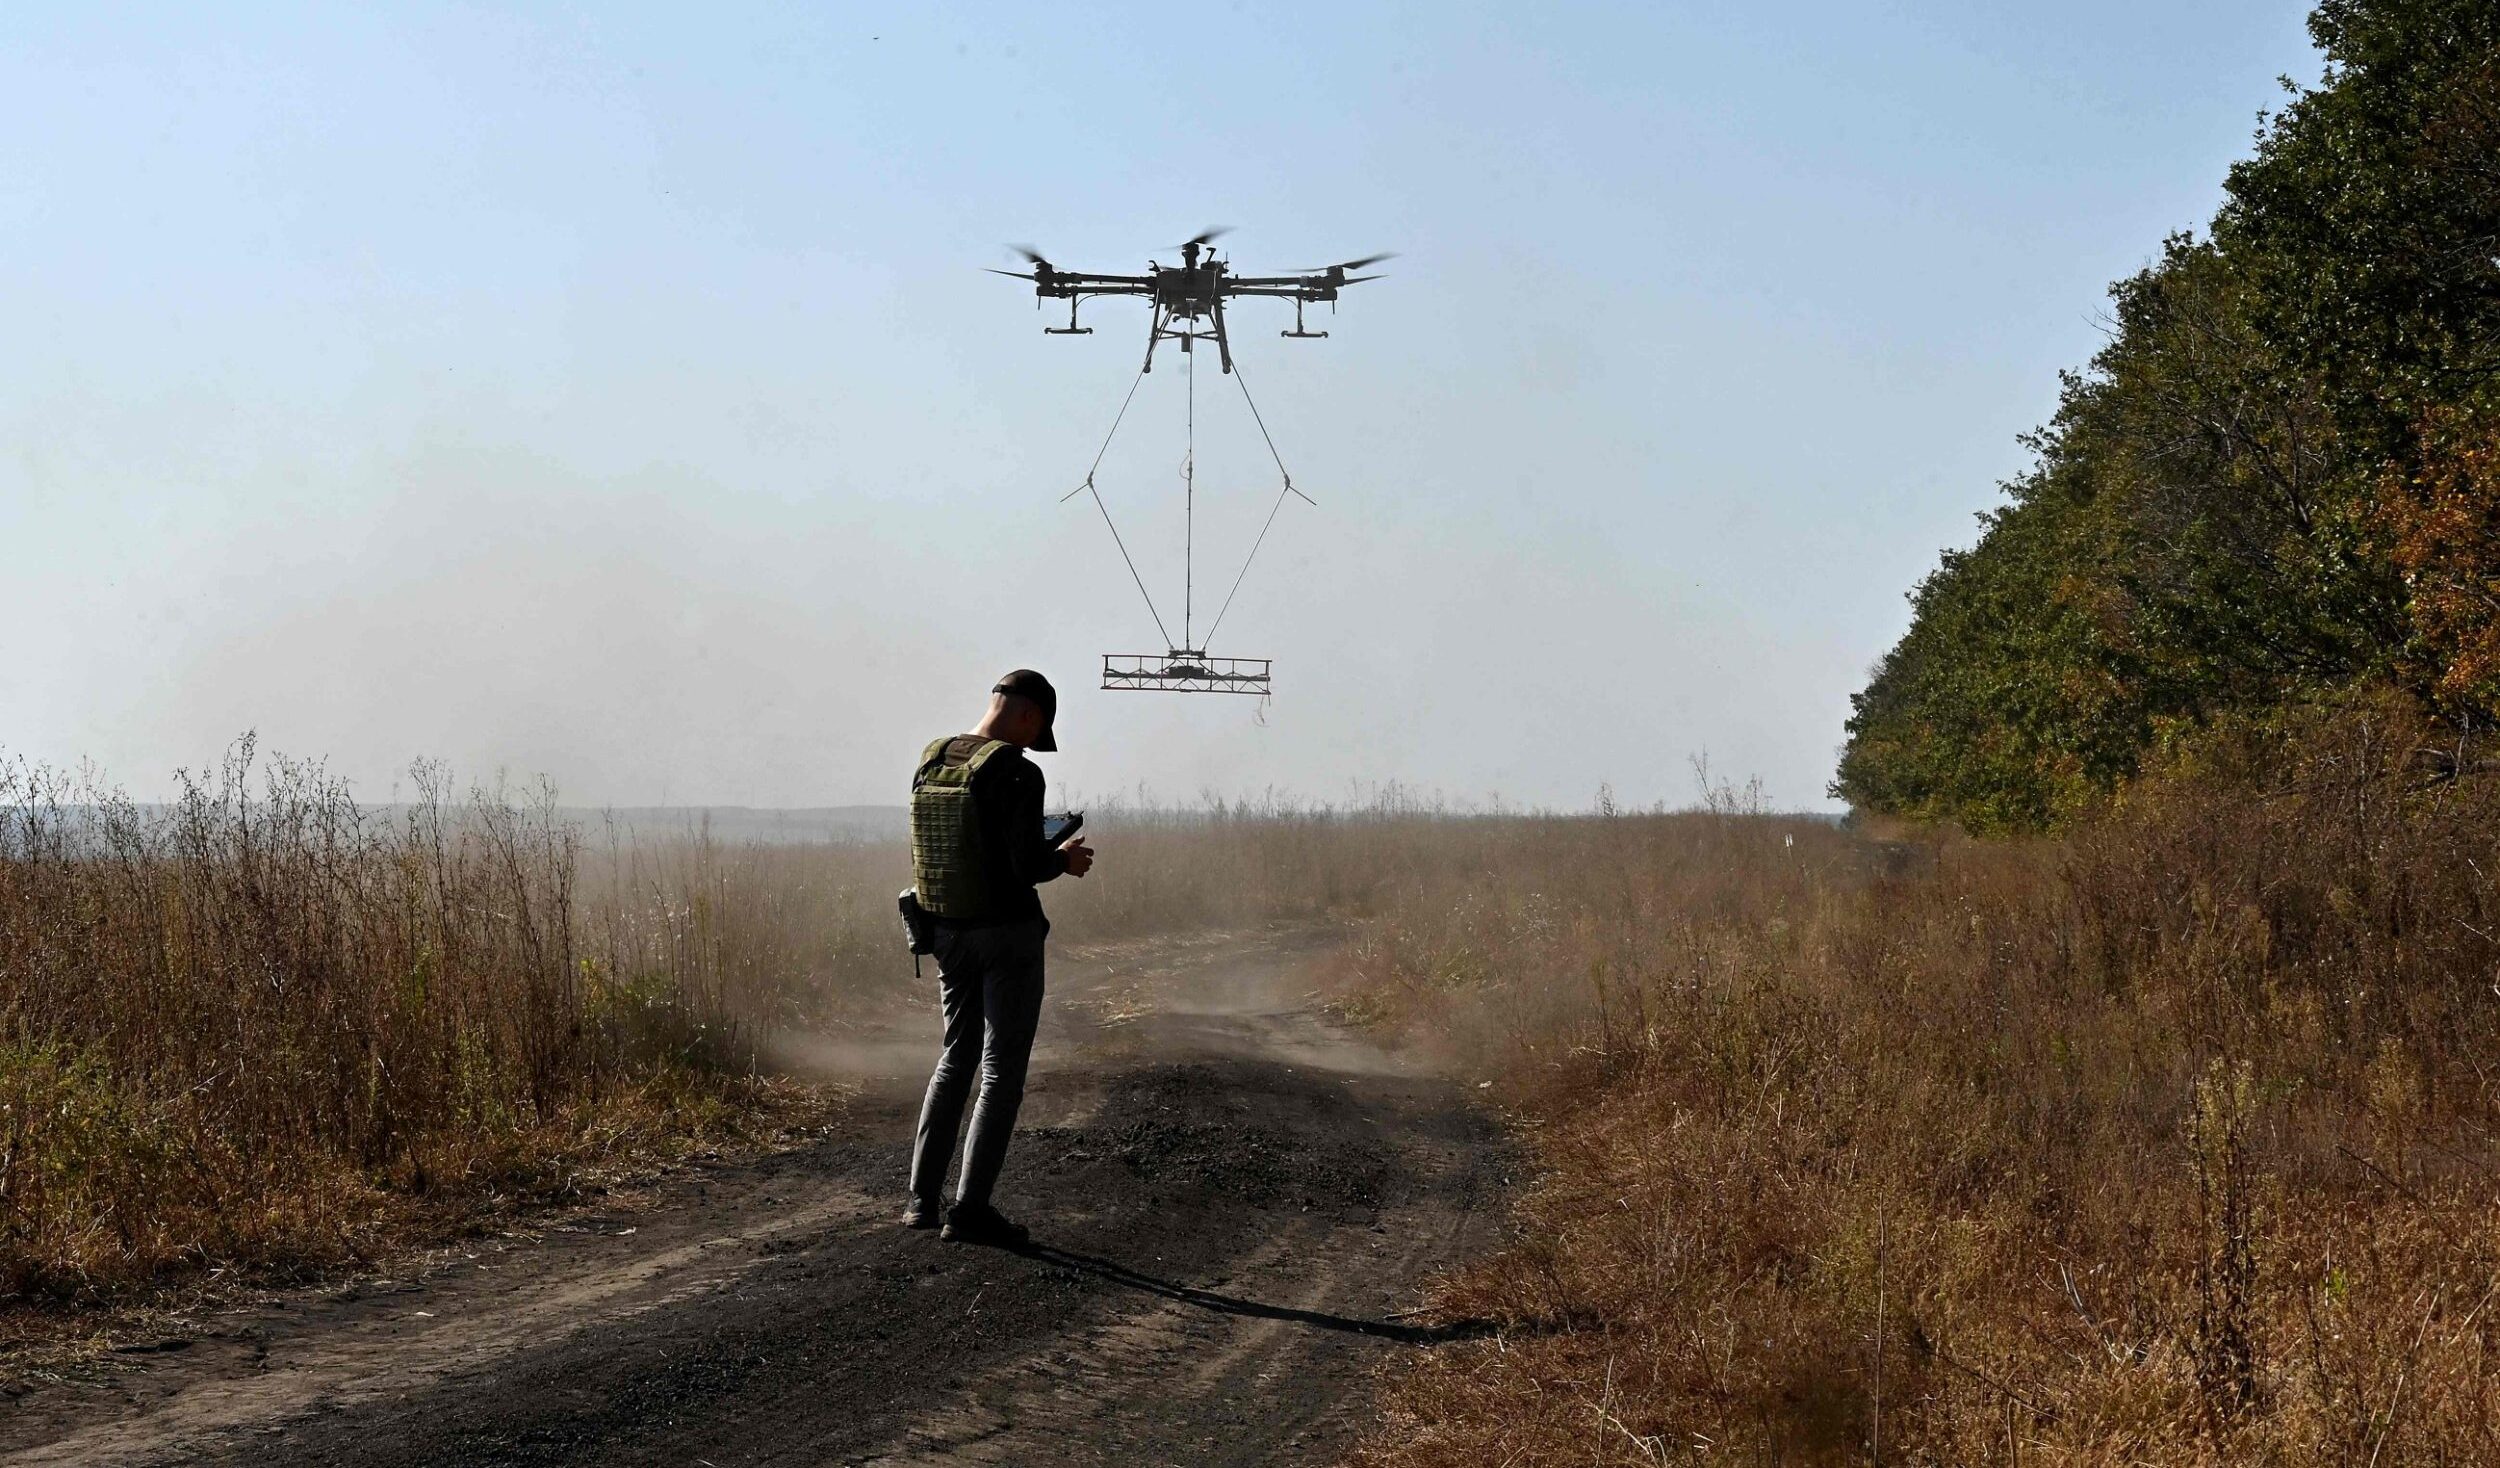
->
xmin=1059 ymin=366 xmax=1174 ymax=649
xmin=1059 ymin=366 xmax=1149 ymax=502
xmin=1056 ymin=349 xmax=1318 ymax=657
xmin=1203 ymin=479 xmax=1294 ymax=648
xmin=1230 ymin=355 xmax=1319 ymax=508
xmin=1201 ymin=355 xmax=1317 ymax=647
xmin=1183 ymin=346 xmax=1195 ymax=650
xmin=1086 ymin=482 xmax=1174 ymax=650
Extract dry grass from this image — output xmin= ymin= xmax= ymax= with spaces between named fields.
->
xmin=0 ymin=749 xmax=1504 ymax=1315
xmin=0 ymin=740 xmax=845 ymax=1311
xmin=19 ymin=716 xmax=2495 ymax=1462
xmin=1339 ymin=705 xmax=2500 ymax=1464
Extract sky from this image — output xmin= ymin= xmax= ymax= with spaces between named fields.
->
xmin=0 ymin=1 xmax=2325 ymax=812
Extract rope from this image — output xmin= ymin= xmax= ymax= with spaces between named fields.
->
xmin=1183 ymin=346 xmax=1195 ymax=649
xmin=1054 ymin=347 xmax=1318 ymax=659
xmin=1202 ymin=355 xmax=1316 ymax=647
xmin=1230 ymin=357 xmax=1318 ymax=508
xmin=1060 ymin=366 xmax=1174 ymax=648
xmin=1059 ymin=367 xmax=1149 ymax=502
xmin=1203 ymin=479 xmax=1295 ymax=647
xmin=1085 ymin=480 xmax=1174 ymax=649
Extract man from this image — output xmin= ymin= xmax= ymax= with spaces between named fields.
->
xmin=904 ymin=669 xmax=1095 ymax=1246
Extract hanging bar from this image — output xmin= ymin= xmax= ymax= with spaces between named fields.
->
xmin=1101 ymin=651 xmax=1273 ymax=695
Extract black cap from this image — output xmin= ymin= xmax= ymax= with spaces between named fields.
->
xmin=992 ymin=668 xmax=1058 ymax=752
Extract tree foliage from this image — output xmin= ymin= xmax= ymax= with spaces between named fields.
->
xmin=1838 ymin=0 xmax=2500 ymax=828
xmin=2382 ymin=398 xmax=2500 ymax=710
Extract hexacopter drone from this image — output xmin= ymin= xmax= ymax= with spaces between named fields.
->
xmin=992 ymin=229 xmax=1388 ymax=694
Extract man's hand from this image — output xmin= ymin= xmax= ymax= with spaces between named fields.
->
xmin=1061 ymin=836 xmax=1095 ymax=878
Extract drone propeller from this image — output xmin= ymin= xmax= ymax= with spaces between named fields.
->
xmin=1174 ymin=226 xmax=1232 ymax=249
xmin=986 ymin=267 xmax=1040 ymax=281
xmin=1337 ymin=274 xmax=1385 ymax=285
xmin=1298 ymin=252 xmax=1397 ymax=274
xmin=1007 ymin=243 xmax=1054 ymax=271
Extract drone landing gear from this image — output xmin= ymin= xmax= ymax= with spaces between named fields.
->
xmin=1142 ymin=301 xmax=1234 ymax=374
xmin=1281 ymin=297 xmax=1329 ymax=340
xmin=1102 ymin=651 xmax=1272 ymax=695
xmin=1045 ymin=297 xmax=1091 ymax=335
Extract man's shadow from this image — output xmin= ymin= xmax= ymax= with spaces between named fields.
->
xmin=1019 ymin=1241 xmax=1502 ymax=1346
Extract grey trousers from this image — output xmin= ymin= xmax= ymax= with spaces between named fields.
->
xmin=908 ymin=919 xmax=1047 ymax=1209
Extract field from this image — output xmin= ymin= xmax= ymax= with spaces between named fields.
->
xmin=0 ymin=747 xmax=1459 ymax=1315
xmin=1342 ymin=705 xmax=2500 ymax=1464
xmin=8 ymin=712 xmax=2500 ymax=1462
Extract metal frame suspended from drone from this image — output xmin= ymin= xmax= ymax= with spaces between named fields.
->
xmin=990 ymin=229 xmax=1389 ymax=695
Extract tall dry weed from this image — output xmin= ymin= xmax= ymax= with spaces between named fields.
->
xmin=1345 ymin=702 xmax=2500 ymax=1464
xmin=0 ymin=755 xmax=1532 ymax=1306
xmin=0 ymin=742 xmax=816 ymax=1303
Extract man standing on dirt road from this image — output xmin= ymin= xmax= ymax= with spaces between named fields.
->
xmin=905 ymin=669 xmax=1095 ymax=1247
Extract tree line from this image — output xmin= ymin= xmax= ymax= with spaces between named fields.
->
xmin=1835 ymin=0 xmax=2500 ymax=830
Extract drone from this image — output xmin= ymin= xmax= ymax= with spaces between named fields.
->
xmin=990 ymin=228 xmax=1390 ymax=376
xmin=993 ymin=229 xmax=1388 ymax=696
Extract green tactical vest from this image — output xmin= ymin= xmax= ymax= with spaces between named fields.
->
xmin=910 ymin=736 xmax=1015 ymax=920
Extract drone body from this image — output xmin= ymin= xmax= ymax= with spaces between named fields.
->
xmin=990 ymin=229 xmax=1389 ymax=374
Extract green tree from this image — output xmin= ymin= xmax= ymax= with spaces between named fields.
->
xmin=1838 ymin=0 xmax=2499 ymax=829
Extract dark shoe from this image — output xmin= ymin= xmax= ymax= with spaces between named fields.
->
xmin=902 ymin=1197 xmax=942 ymax=1230
xmin=940 ymin=1201 xmax=1030 ymax=1249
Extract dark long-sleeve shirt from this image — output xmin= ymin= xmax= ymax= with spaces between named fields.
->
xmin=931 ymin=734 xmax=1066 ymax=927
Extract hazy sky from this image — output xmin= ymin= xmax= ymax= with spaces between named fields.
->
xmin=2 ymin=2 xmax=2321 ymax=811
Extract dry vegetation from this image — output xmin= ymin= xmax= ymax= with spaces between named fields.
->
xmin=13 ymin=714 xmax=2498 ymax=1462
xmin=0 ymin=741 xmax=826 ymax=1312
xmin=0 ymin=747 xmax=1470 ymax=1316
xmin=1341 ymin=703 xmax=2500 ymax=1465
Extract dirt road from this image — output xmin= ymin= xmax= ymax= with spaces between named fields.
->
xmin=3 ymin=932 xmax=1506 ymax=1467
